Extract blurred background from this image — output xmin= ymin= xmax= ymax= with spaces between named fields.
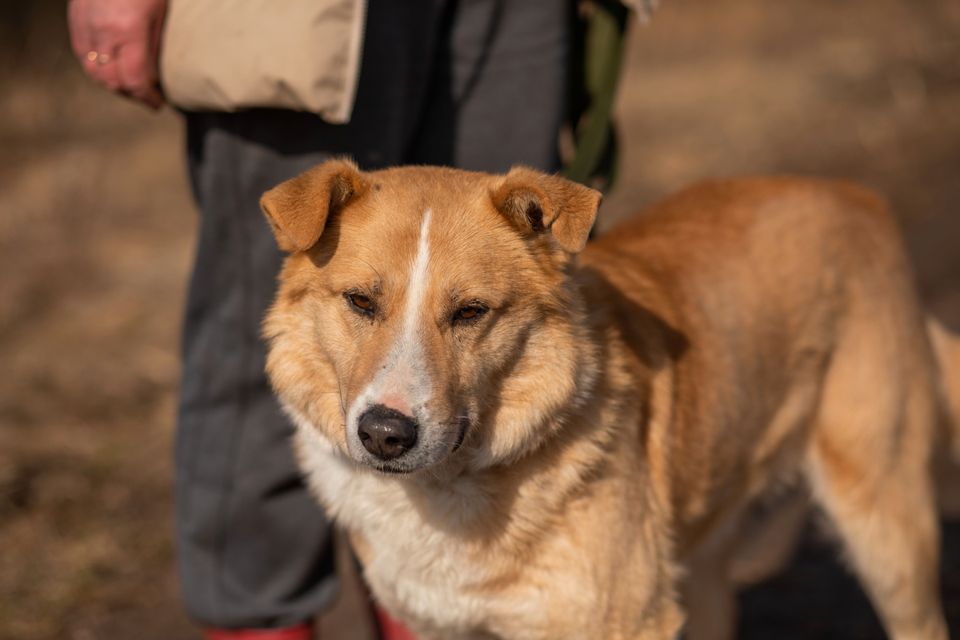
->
xmin=1 ymin=0 xmax=958 ymax=638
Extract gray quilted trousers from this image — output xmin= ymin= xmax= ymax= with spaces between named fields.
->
xmin=175 ymin=0 xmax=571 ymax=628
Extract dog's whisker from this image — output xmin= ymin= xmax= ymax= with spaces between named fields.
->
xmin=354 ymin=255 xmax=385 ymax=284
xmin=336 ymin=377 xmax=347 ymax=416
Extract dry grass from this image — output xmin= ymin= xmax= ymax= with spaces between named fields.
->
xmin=1 ymin=0 xmax=958 ymax=638
xmin=0 ymin=68 xmax=194 ymax=638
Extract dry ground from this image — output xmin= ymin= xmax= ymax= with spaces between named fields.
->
xmin=1 ymin=0 xmax=958 ymax=638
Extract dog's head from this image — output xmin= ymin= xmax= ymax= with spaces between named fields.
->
xmin=262 ymin=160 xmax=601 ymax=475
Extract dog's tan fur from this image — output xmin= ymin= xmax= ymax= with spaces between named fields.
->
xmin=261 ymin=161 xmax=958 ymax=639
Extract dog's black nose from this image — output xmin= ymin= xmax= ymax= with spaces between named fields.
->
xmin=357 ymin=405 xmax=418 ymax=461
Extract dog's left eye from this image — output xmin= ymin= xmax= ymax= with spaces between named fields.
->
xmin=452 ymin=304 xmax=488 ymax=324
xmin=346 ymin=292 xmax=376 ymax=316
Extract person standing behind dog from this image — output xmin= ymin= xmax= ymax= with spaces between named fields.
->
xmin=68 ymin=0 xmax=579 ymax=637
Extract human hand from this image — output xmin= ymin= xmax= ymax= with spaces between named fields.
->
xmin=67 ymin=0 xmax=168 ymax=109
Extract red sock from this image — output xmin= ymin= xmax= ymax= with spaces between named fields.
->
xmin=374 ymin=606 xmax=417 ymax=640
xmin=205 ymin=622 xmax=313 ymax=640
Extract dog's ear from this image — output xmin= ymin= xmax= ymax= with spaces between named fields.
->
xmin=491 ymin=167 xmax=602 ymax=253
xmin=260 ymin=158 xmax=368 ymax=252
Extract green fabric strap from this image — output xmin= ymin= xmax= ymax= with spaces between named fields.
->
xmin=563 ymin=0 xmax=630 ymax=192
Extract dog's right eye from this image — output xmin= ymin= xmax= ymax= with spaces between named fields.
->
xmin=345 ymin=292 xmax=376 ymax=316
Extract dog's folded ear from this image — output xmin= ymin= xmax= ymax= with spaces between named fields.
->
xmin=260 ymin=158 xmax=368 ymax=252
xmin=491 ymin=167 xmax=602 ymax=253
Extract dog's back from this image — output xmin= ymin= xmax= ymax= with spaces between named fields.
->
xmin=583 ymin=177 xmax=951 ymax=639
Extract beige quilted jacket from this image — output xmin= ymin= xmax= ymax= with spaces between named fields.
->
xmin=159 ymin=0 xmax=657 ymax=124
xmin=160 ymin=0 xmax=367 ymax=124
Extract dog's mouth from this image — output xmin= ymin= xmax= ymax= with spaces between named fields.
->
xmin=372 ymin=463 xmax=410 ymax=475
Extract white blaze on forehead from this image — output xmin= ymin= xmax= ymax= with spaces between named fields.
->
xmin=402 ymin=208 xmax=433 ymax=353
xmin=347 ymin=209 xmax=433 ymax=431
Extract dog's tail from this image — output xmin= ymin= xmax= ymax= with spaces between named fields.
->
xmin=928 ymin=316 xmax=960 ymax=459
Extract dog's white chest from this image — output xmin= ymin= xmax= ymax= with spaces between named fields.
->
xmin=363 ymin=537 xmax=499 ymax=633
xmin=294 ymin=425 xmax=525 ymax=633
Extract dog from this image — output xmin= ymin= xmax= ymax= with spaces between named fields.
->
xmin=260 ymin=159 xmax=959 ymax=639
